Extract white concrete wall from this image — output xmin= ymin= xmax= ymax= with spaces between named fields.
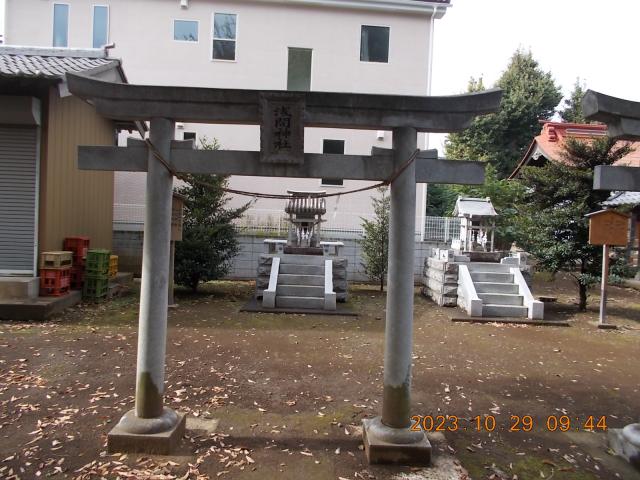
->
xmin=6 ymin=0 xmax=441 ymax=231
xmin=112 ymin=230 xmax=449 ymax=282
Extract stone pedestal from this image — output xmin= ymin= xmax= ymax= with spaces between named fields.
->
xmin=362 ymin=417 xmax=431 ymax=465
xmin=609 ymin=423 xmax=640 ymax=470
xmin=108 ymin=408 xmax=186 ymax=455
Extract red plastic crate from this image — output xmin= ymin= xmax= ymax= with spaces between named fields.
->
xmin=63 ymin=237 xmax=90 ymax=266
xmin=40 ymin=267 xmax=71 ymax=296
xmin=70 ymin=266 xmax=85 ymax=290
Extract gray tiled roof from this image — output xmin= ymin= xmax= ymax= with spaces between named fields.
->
xmin=453 ymin=197 xmax=498 ymax=218
xmin=0 ymin=46 xmax=115 ymax=79
xmin=603 ymin=191 xmax=640 ymax=206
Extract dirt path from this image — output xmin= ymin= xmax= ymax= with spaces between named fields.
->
xmin=0 ymin=276 xmax=639 ymax=479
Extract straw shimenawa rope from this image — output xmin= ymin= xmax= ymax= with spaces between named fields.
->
xmin=135 ymin=122 xmax=419 ymax=200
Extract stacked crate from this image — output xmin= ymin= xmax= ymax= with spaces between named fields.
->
xmin=39 ymin=251 xmax=73 ymax=296
xmin=83 ymin=249 xmax=110 ymax=300
xmin=109 ymin=255 xmax=118 ymax=279
xmin=64 ymin=236 xmax=90 ymax=290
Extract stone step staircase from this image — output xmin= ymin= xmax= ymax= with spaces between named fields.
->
xmin=467 ymin=262 xmax=528 ymax=317
xmin=275 ymin=255 xmax=327 ymax=310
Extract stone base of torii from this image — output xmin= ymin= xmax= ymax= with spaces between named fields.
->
xmin=584 ymin=90 xmax=640 ymax=471
xmin=67 ymin=72 xmax=502 ymax=464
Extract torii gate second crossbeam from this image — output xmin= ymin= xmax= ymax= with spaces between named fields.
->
xmin=583 ymin=89 xmax=640 ymax=471
xmin=67 ymin=72 xmax=502 ymax=465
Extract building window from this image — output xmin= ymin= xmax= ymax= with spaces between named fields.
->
xmin=212 ymin=13 xmax=237 ymax=61
xmin=52 ymin=3 xmax=69 ymax=47
xmin=92 ymin=6 xmax=109 ymax=48
xmin=360 ymin=25 xmax=390 ymax=63
xmin=287 ymin=48 xmax=312 ymax=91
xmin=321 ymin=140 xmax=345 ymax=187
xmin=183 ymin=131 xmax=197 ymax=144
xmin=174 ymin=20 xmax=198 ymax=42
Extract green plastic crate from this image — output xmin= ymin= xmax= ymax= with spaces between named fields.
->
xmin=86 ymin=249 xmax=111 ymax=275
xmin=83 ymin=274 xmax=109 ymax=299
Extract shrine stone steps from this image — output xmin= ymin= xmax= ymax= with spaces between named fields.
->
xmin=277 ymin=254 xmax=325 ymax=266
xmin=467 ymin=262 xmax=511 ymax=273
xmin=277 ymin=284 xmax=324 ymax=297
xmin=278 ymin=273 xmax=324 ymax=286
xmin=466 ymin=262 xmax=527 ymax=318
xmin=478 ymin=292 xmax=523 ymax=306
xmin=483 ymin=304 xmax=528 ymax=317
xmin=470 ymin=272 xmax=514 ymax=283
xmin=474 ymin=282 xmax=519 ymax=294
xmin=276 ymin=295 xmax=325 ymax=310
xmin=279 ymin=264 xmax=324 ymax=276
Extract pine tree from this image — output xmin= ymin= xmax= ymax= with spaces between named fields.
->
xmin=445 ymin=49 xmax=563 ymax=178
xmin=174 ymin=137 xmax=250 ymax=292
xmin=560 ymin=78 xmax=588 ymax=124
xmin=514 ymin=137 xmax=632 ymax=310
xmin=361 ymin=188 xmax=390 ymax=291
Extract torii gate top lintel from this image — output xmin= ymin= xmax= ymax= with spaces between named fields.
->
xmin=66 ymin=73 xmax=502 ymax=133
xmin=583 ymin=90 xmax=640 ymax=191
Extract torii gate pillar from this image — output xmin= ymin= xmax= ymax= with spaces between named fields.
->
xmin=107 ymin=118 xmax=186 ymax=454
xmin=363 ymin=127 xmax=431 ymax=463
xmin=583 ymin=90 xmax=640 ymax=470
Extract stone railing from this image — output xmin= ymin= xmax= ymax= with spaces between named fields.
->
xmin=457 ymin=264 xmax=482 ymax=317
xmin=262 ymin=257 xmax=280 ymax=308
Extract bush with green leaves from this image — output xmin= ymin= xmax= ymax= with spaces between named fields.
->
xmin=361 ymin=188 xmax=390 ymax=291
xmin=174 ymin=137 xmax=250 ymax=292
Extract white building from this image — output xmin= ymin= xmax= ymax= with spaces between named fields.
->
xmin=4 ymin=0 xmax=451 ymax=235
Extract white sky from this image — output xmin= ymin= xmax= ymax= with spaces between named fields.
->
xmin=429 ymin=0 xmax=640 ymax=152
xmin=1 ymin=0 xmax=638 ymax=151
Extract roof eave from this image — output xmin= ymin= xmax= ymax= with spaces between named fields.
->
xmin=255 ymin=0 xmax=451 ymax=15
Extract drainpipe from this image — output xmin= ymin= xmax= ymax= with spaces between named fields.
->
xmin=420 ymin=7 xmax=439 ymax=242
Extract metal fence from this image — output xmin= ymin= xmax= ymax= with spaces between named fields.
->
xmin=114 ymin=204 xmax=459 ymax=243
xmin=423 ymin=216 xmax=461 ymax=242
xmin=234 ymin=208 xmax=371 ymax=239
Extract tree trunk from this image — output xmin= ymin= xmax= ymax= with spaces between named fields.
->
xmin=578 ymin=282 xmax=588 ymax=311
xmin=380 ymin=275 xmax=384 ymax=292
xmin=190 ymin=273 xmax=200 ymax=293
xmin=577 ymin=259 xmax=588 ymax=311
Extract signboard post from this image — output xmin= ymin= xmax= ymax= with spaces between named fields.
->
xmin=169 ymin=193 xmax=185 ymax=307
xmin=586 ymin=209 xmax=630 ymax=329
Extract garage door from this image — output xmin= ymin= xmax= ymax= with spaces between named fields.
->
xmin=0 ymin=126 xmax=38 ymax=275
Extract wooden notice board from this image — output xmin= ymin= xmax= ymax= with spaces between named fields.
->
xmin=587 ymin=209 xmax=629 ymax=246
xmin=171 ymin=193 xmax=185 ymax=242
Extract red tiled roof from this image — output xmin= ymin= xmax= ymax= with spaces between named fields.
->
xmin=509 ymin=121 xmax=640 ymax=178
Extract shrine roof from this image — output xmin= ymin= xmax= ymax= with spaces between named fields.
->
xmin=0 ymin=45 xmax=121 ymax=80
xmin=603 ymin=191 xmax=640 ymax=207
xmin=509 ymin=121 xmax=640 ymax=179
xmin=453 ymin=197 xmax=498 ymax=218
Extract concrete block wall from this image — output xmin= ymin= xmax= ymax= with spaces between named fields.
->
xmin=112 ymin=230 xmax=144 ymax=276
xmin=112 ymin=230 xmax=448 ymax=283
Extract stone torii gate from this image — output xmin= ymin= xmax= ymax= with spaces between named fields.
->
xmin=583 ymin=90 xmax=640 ymax=470
xmin=67 ymin=73 xmax=501 ymax=464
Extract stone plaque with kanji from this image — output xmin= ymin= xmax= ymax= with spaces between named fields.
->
xmin=260 ymin=93 xmax=305 ymax=164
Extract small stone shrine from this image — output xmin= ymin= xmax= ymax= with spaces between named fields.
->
xmin=257 ymin=190 xmax=347 ymax=311
xmin=452 ymin=196 xmax=497 ymax=252
xmin=284 ymin=190 xmax=326 ymax=252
